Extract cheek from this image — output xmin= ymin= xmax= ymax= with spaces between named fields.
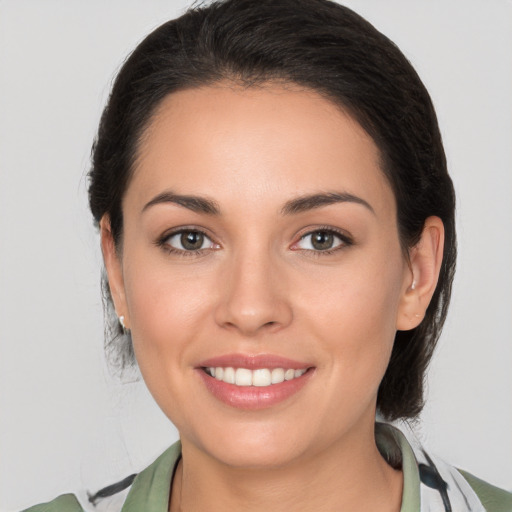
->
xmin=296 ymin=247 xmax=405 ymax=382
xmin=122 ymin=255 xmax=217 ymax=369
xmin=120 ymin=258 xmax=222 ymax=428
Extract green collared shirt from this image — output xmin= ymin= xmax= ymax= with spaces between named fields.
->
xmin=23 ymin=426 xmax=512 ymax=512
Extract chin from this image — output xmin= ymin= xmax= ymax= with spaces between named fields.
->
xmin=185 ymin=420 xmax=311 ymax=469
xmin=212 ymin=442 xmax=304 ymax=469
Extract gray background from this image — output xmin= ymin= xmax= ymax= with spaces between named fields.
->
xmin=0 ymin=1 xmax=511 ymax=510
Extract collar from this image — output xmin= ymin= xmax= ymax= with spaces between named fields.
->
xmin=119 ymin=424 xmax=484 ymax=512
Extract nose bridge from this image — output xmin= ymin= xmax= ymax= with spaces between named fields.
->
xmin=216 ymin=240 xmax=292 ymax=335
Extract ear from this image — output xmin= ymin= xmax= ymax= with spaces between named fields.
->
xmin=100 ymin=215 xmax=130 ymax=329
xmin=396 ymin=216 xmax=445 ymax=331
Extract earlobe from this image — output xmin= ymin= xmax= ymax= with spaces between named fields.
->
xmin=396 ymin=216 xmax=445 ymax=331
xmin=100 ymin=216 xmax=129 ymax=328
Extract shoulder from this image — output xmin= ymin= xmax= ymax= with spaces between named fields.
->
xmin=376 ymin=422 xmax=512 ymax=512
xmin=458 ymin=469 xmax=512 ymax=512
xmin=20 ymin=441 xmax=182 ymax=512
xmin=21 ymin=494 xmax=84 ymax=512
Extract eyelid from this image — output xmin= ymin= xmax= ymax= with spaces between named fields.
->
xmin=290 ymin=226 xmax=354 ymax=252
xmin=156 ymin=226 xmax=220 ymax=255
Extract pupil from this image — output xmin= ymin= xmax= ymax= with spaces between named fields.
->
xmin=312 ymin=231 xmax=333 ymax=250
xmin=181 ymin=231 xmax=204 ymax=250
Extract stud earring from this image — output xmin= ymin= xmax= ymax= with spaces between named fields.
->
xmin=119 ymin=315 xmax=129 ymax=334
xmin=411 ymin=280 xmax=417 ymax=290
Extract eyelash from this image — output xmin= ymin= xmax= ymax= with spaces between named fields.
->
xmin=155 ymin=226 xmax=354 ymax=257
xmin=156 ymin=227 xmax=217 ymax=258
xmin=291 ymin=226 xmax=354 ymax=256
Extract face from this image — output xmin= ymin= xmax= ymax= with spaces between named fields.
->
xmin=104 ymin=84 xmax=415 ymax=468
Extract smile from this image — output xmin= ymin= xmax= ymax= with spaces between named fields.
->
xmin=204 ymin=367 xmax=308 ymax=387
xmin=197 ymin=354 xmax=314 ymax=409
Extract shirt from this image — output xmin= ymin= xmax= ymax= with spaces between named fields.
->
xmin=22 ymin=423 xmax=512 ymax=512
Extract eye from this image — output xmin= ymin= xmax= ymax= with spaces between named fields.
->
xmin=293 ymin=229 xmax=351 ymax=252
xmin=163 ymin=229 xmax=217 ymax=253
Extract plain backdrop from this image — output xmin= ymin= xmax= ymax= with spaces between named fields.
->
xmin=0 ymin=1 xmax=511 ymax=510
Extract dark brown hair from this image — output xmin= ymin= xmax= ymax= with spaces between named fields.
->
xmin=88 ymin=0 xmax=456 ymax=420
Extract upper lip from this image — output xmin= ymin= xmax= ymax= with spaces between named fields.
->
xmin=198 ymin=353 xmax=312 ymax=370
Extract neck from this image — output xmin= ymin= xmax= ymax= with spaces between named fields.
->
xmin=169 ymin=423 xmax=402 ymax=512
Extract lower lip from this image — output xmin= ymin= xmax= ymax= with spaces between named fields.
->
xmin=197 ymin=369 xmax=314 ymax=410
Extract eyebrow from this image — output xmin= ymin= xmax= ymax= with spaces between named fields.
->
xmin=281 ymin=192 xmax=375 ymax=215
xmin=142 ymin=190 xmax=374 ymax=216
xmin=142 ymin=191 xmax=220 ymax=215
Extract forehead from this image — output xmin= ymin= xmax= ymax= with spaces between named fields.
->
xmin=129 ymin=84 xmax=395 ymax=217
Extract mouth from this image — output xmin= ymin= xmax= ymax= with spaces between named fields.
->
xmin=202 ymin=366 xmax=308 ymax=387
xmin=196 ymin=354 xmax=314 ymax=409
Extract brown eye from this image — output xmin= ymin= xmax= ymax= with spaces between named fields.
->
xmin=294 ymin=229 xmax=349 ymax=252
xmin=165 ymin=230 xmax=213 ymax=252
xmin=181 ymin=231 xmax=205 ymax=250
xmin=310 ymin=231 xmax=335 ymax=250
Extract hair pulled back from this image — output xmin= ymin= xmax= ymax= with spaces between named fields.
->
xmin=88 ymin=0 xmax=456 ymax=420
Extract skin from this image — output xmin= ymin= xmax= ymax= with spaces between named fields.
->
xmin=101 ymin=84 xmax=444 ymax=512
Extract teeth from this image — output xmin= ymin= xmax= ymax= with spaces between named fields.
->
xmin=223 ymin=366 xmax=235 ymax=384
xmin=235 ymin=368 xmax=252 ymax=386
xmin=252 ymin=369 xmax=271 ymax=387
xmin=271 ymin=368 xmax=285 ymax=384
xmin=284 ymin=369 xmax=295 ymax=381
xmin=205 ymin=366 xmax=308 ymax=387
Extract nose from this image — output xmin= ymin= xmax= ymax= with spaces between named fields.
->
xmin=214 ymin=248 xmax=293 ymax=337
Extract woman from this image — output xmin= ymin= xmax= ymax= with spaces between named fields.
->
xmin=20 ymin=0 xmax=511 ymax=511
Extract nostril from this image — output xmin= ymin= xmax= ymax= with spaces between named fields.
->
xmin=214 ymin=289 xmax=293 ymax=336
